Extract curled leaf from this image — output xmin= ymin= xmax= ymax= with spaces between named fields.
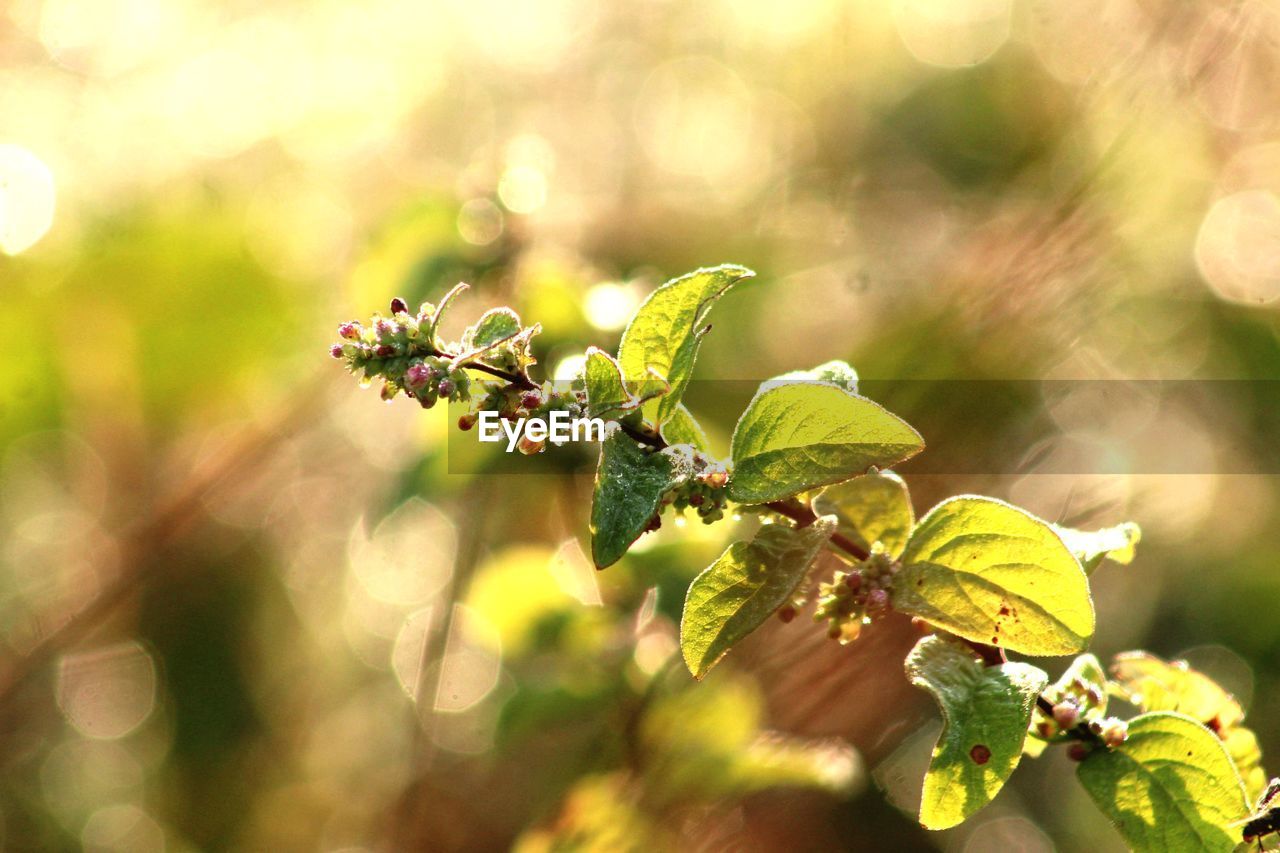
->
xmin=905 ymin=635 xmax=1047 ymax=829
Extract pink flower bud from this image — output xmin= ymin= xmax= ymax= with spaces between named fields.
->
xmin=437 ymin=379 xmax=456 ymax=397
xmin=338 ymin=322 xmax=362 ymax=341
xmin=867 ymin=588 xmax=889 ymax=614
xmin=374 ymin=344 xmax=396 ymax=358
xmin=390 ymin=297 xmax=408 ymax=314
xmin=1052 ymin=702 xmax=1080 ymax=730
xmin=330 ymin=344 xmax=344 ymax=359
xmin=405 ymin=363 xmax=432 ymax=389
xmin=521 ymin=391 xmax=542 ymax=410
xmin=374 ymin=318 xmax=395 ymax=338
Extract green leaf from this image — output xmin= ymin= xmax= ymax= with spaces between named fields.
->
xmin=1076 ymin=712 xmax=1248 ymax=852
xmin=727 ymin=384 xmax=924 ymax=504
xmin=812 ymin=469 xmax=913 ymax=558
xmin=660 ymin=403 xmax=711 ymax=453
xmin=583 ymin=347 xmax=633 ymax=418
xmin=1053 ymin=521 xmax=1141 ymax=573
xmin=905 ymin=635 xmax=1047 ymax=830
xmin=681 ymin=516 xmax=836 ymax=679
xmin=771 ymin=360 xmax=859 ymax=394
xmin=891 ymin=496 xmax=1095 ymax=656
xmin=618 ymin=264 xmax=754 ymax=426
xmin=1110 ymin=652 xmax=1267 ymax=801
xmin=464 ymin=307 xmax=522 ymax=349
xmin=590 ymin=429 xmax=686 ymax=569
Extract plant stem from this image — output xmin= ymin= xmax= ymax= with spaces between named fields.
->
xmin=613 ymin=418 xmax=870 ymax=561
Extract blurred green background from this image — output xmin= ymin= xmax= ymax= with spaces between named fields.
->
xmin=3 ymin=0 xmax=1280 ymax=849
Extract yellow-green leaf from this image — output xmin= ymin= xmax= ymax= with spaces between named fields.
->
xmin=583 ymin=346 xmax=633 ymax=418
xmin=728 ymin=384 xmax=923 ymax=504
xmin=681 ymin=517 xmax=836 ymax=679
xmin=464 ymin=306 xmax=521 ymax=348
xmin=771 ymin=360 xmax=859 ymax=394
xmin=905 ymin=635 xmax=1047 ymax=830
xmin=1077 ymin=712 xmax=1248 ymax=852
xmin=891 ymin=496 xmax=1094 ymax=656
xmin=1111 ymin=652 xmax=1266 ymax=801
xmin=813 ymin=469 xmax=914 ymax=558
xmin=1054 ymin=521 xmax=1141 ymax=574
xmin=618 ymin=264 xmax=753 ymax=426
xmin=660 ymin=403 xmax=711 ymax=453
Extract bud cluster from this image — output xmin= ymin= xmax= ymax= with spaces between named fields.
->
xmin=457 ymin=383 xmax=593 ymax=455
xmin=641 ymin=451 xmax=731 ymax=534
xmin=1032 ymin=671 xmax=1107 ymax=744
xmin=664 ymin=460 xmax=730 ymax=524
xmin=1030 ymin=662 xmax=1131 ymax=756
xmin=814 ymin=545 xmax=898 ymax=644
xmin=331 ymin=298 xmax=475 ymax=408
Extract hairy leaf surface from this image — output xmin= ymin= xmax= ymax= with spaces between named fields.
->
xmin=618 ymin=264 xmax=753 ymax=426
xmin=728 ymin=383 xmax=923 ymax=504
xmin=892 ymin=496 xmax=1094 ymax=656
xmin=681 ymin=517 xmax=836 ymax=679
xmin=661 ymin=403 xmax=711 ymax=453
xmin=1054 ymin=522 xmax=1141 ymax=574
xmin=590 ymin=430 xmax=683 ymax=568
xmin=1077 ymin=712 xmax=1248 ymax=852
xmin=813 ymin=469 xmax=913 ymax=558
xmin=906 ymin=636 xmax=1047 ymax=829
xmin=1111 ymin=652 xmax=1266 ymax=800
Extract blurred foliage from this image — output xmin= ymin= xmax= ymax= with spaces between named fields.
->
xmin=2 ymin=0 xmax=1280 ymax=850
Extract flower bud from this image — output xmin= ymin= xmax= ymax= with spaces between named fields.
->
xmin=405 ymin=363 xmax=433 ymax=389
xmin=1102 ymin=720 xmax=1128 ymax=748
xmin=1067 ymin=742 xmax=1090 ymax=762
xmin=390 ymin=297 xmax=408 ymax=314
xmin=330 ymin=344 xmax=345 ymax=359
xmin=374 ymin=318 xmax=395 ymax=339
xmin=458 ymin=413 xmax=478 ymax=431
xmin=845 ymin=572 xmax=863 ymax=592
xmin=1052 ymin=701 xmax=1080 ymax=730
xmin=866 ymin=588 xmax=889 ymax=614
xmin=437 ymin=378 xmax=456 ymax=398
xmin=521 ymin=391 xmax=542 ymax=410
xmin=338 ymin=322 xmax=362 ymax=341
xmin=374 ymin=344 xmax=396 ymax=358
xmin=778 ymin=605 xmax=797 ymax=623
xmin=380 ymin=382 xmax=398 ymax=401
xmin=518 ymin=435 xmax=545 ymax=455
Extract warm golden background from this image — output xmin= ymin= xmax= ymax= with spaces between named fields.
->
xmin=2 ymin=0 xmax=1280 ymax=850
